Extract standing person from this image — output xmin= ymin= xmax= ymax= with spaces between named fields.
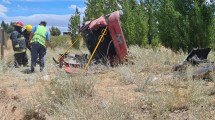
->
xmin=23 ymin=24 xmax=33 ymax=51
xmin=10 ymin=22 xmax=28 ymax=67
xmin=23 ymin=24 xmax=33 ymax=66
xmin=29 ymin=21 xmax=50 ymax=72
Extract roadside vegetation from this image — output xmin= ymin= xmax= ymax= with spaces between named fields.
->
xmin=1 ymin=0 xmax=215 ymax=119
xmin=1 ymin=44 xmax=215 ymax=119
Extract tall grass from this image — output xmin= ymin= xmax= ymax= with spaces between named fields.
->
xmin=115 ymin=46 xmax=215 ymax=119
xmin=2 ymin=42 xmax=215 ymax=119
xmin=49 ymin=35 xmax=72 ymax=49
xmin=49 ymin=35 xmax=85 ymax=50
xmin=23 ymin=70 xmax=96 ymax=119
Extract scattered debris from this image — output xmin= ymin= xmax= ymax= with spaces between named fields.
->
xmin=173 ymin=48 xmax=215 ymax=80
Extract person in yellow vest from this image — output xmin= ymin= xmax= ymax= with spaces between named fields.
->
xmin=29 ymin=21 xmax=50 ymax=72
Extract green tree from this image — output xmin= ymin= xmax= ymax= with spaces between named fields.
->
xmin=85 ymin=0 xmax=104 ymax=21
xmin=1 ymin=21 xmax=7 ymax=30
xmin=157 ymin=0 xmax=184 ymax=51
xmin=102 ymin=0 xmax=118 ymax=14
xmin=84 ymin=0 xmax=149 ymax=46
xmin=1 ymin=21 xmax=14 ymax=34
xmin=5 ymin=22 xmax=14 ymax=33
xmin=85 ymin=0 xmax=119 ymax=21
xmin=142 ymin=0 xmax=160 ymax=45
xmin=68 ymin=7 xmax=81 ymax=49
xmin=187 ymin=0 xmax=214 ymax=50
xmin=68 ymin=8 xmax=80 ymax=40
xmin=49 ymin=26 xmax=61 ymax=36
xmin=158 ymin=0 xmax=215 ymax=52
xmin=210 ymin=16 xmax=215 ymax=47
xmin=120 ymin=0 xmax=148 ymax=46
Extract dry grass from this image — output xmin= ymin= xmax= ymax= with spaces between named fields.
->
xmin=117 ymin=66 xmax=135 ymax=85
xmin=1 ymin=45 xmax=215 ymax=120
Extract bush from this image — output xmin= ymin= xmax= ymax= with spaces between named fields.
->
xmin=70 ymin=35 xmax=84 ymax=49
xmin=49 ymin=35 xmax=84 ymax=50
xmin=38 ymin=72 xmax=95 ymax=115
xmin=49 ymin=35 xmax=71 ymax=49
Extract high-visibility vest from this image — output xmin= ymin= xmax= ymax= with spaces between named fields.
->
xmin=32 ymin=25 xmax=47 ymax=46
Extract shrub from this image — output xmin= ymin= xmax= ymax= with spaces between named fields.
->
xmin=34 ymin=72 xmax=96 ymax=116
xmin=49 ymin=35 xmax=71 ymax=49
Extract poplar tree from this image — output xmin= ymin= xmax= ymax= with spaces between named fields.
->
xmin=85 ymin=0 xmax=104 ymax=21
xmin=50 ymin=26 xmax=61 ymax=36
xmin=158 ymin=0 xmax=215 ymax=52
xmin=142 ymin=0 xmax=160 ymax=45
xmin=68 ymin=8 xmax=81 ymax=41
xmin=120 ymin=0 xmax=148 ymax=46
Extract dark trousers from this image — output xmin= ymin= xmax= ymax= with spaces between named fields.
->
xmin=31 ymin=42 xmax=46 ymax=72
xmin=26 ymin=42 xmax=31 ymax=52
xmin=14 ymin=52 xmax=28 ymax=67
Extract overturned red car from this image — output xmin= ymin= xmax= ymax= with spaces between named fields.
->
xmin=53 ymin=10 xmax=128 ymax=72
xmin=79 ymin=10 xmax=128 ymax=65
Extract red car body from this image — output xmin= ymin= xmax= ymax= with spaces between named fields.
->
xmin=80 ymin=11 xmax=128 ymax=65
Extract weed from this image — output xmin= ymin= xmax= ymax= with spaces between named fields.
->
xmin=49 ymin=35 xmax=72 ymax=49
xmin=134 ymin=75 xmax=152 ymax=92
xmin=101 ymin=97 xmax=135 ymax=120
xmin=27 ymin=71 xmax=96 ymax=118
xmin=117 ymin=66 xmax=135 ymax=85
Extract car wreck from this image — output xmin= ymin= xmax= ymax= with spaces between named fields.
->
xmin=173 ymin=48 xmax=215 ymax=80
xmin=53 ymin=10 xmax=128 ymax=73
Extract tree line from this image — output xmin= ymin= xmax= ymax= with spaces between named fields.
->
xmin=0 ymin=21 xmax=14 ymax=33
xmin=70 ymin=0 xmax=215 ymax=52
xmin=1 ymin=0 xmax=214 ymax=52
xmin=0 ymin=21 xmax=61 ymax=36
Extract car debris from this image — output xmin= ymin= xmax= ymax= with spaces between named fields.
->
xmin=173 ymin=48 xmax=214 ymax=80
xmin=53 ymin=10 xmax=129 ymax=73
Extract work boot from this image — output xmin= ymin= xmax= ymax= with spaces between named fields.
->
xmin=40 ymin=67 xmax=44 ymax=72
xmin=23 ymin=64 xmax=30 ymax=67
xmin=24 ymin=69 xmax=33 ymax=74
xmin=31 ymin=66 xmax=35 ymax=73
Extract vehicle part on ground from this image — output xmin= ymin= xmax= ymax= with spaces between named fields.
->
xmin=53 ymin=53 xmax=89 ymax=73
xmin=53 ymin=26 xmax=108 ymax=73
xmin=172 ymin=48 xmax=214 ymax=80
xmin=185 ymin=48 xmax=211 ymax=65
xmin=173 ymin=48 xmax=212 ymax=71
xmin=192 ymin=65 xmax=215 ymax=80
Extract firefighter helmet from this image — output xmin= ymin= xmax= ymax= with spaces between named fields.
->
xmin=14 ymin=22 xmax=24 ymax=27
xmin=24 ymin=24 xmax=33 ymax=32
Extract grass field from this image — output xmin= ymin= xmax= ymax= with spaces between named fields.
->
xmin=0 ymin=41 xmax=215 ymax=120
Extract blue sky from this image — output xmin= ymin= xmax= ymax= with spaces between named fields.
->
xmin=0 ymin=0 xmax=86 ymax=32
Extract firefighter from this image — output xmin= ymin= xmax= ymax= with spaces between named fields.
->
xmin=29 ymin=21 xmax=50 ymax=72
xmin=23 ymin=24 xmax=33 ymax=51
xmin=23 ymin=24 xmax=33 ymax=67
xmin=10 ymin=22 xmax=28 ymax=67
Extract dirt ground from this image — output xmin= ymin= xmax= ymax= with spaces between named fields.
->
xmin=1 ymin=41 xmax=215 ymax=120
xmin=0 ymin=43 xmax=142 ymax=120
